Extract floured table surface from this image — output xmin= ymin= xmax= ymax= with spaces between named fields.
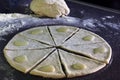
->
xmin=0 ymin=0 xmax=120 ymax=80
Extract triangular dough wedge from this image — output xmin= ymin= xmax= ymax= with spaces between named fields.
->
xmin=63 ymin=29 xmax=106 ymax=45
xmin=61 ymin=42 xmax=112 ymax=63
xmin=30 ymin=50 xmax=65 ymax=78
xmin=48 ymin=25 xmax=79 ymax=45
xmin=5 ymin=34 xmax=51 ymax=50
xmin=58 ymin=49 xmax=106 ymax=78
xmin=4 ymin=48 xmax=55 ymax=73
xmin=19 ymin=26 xmax=55 ymax=46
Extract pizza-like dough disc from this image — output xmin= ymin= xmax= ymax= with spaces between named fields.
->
xmin=30 ymin=50 xmax=65 ymax=78
xmin=3 ymin=25 xmax=112 ymax=79
xmin=48 ymin=25 xmax=79 ymax=45
xmin=4 ymin=48 xmax=55 ymax=73
xmin=63 ymin=29 xmax=106 ymax=45
xmin=61 ymin=42 xmax=111 ymax=63
xmin=5 ymin=34 xmax=51 ymax=50
xmin=19 ymin=26 xmax=55 ymax=46
xmin=58 ymin=49 xmax=106 ymax=78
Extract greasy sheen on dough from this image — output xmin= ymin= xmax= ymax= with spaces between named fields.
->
xmin=30 ymin=0 xmax=70 ymax=18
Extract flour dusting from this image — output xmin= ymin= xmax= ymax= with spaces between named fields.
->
xmin=0 ymin=14 xmax=32 ymax=41
xmin=104 ymin=22 xmax=120 ymax=30
xmin=101 ymin=16 xmax=115 ymax=20
xmin=0 ymin=21 xmax=22 ymax=36
xmin=0 ymin=13 xmax=31 ymax=22
xmin=83 ymin=18 xmax=97 ymax=27
xmin=82 ymin=18 xmax=105 ymax=31
xmin=0 ymin=14 xmax=81 ymax=42
xmin=0 ymin=14 xmax=119 ymax=42
xmin=0 ymin=13 xmax=119 ymax=80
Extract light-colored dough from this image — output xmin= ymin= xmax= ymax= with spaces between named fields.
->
xmin=3 ymin=25 xmax=112 ymax=79
xmin=58 ymin=49 xmax=106 ymax=78
xmin=48 ymin=25 xmax=79 ymax=45
xmin=61 ymin=42 xmax=112 ymax=63
xmin=19 ymin=26 xmax=55 ymax=46
xmin=30 ymin=0 xmax=70 ymax=18
xmin=30 ymin=50 xmax=65 ymax=78
xmin=4 ymin=48 xmax=55 ymax=73
xmin=63 ymin=29 xmax=106 ymax=45
xmin=5 ymin=34 xmax=51 ymax=50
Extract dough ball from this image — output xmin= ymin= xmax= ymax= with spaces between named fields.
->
xmin=30 ymin=0 xmax=70 ymax=18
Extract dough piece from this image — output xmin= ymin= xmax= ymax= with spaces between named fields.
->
xmin=19 ymin=26 xmax=55 ymax=46
xmin=30 ymin=50 xmax=65 ymax=78
xmin=30 ymin=0 xmax=70 ymax=18
xmin=3 ymin=25 xmax=112 ymax=79
xmin=63 ymin=29 xmax=106 ymax=45
xmin=4 ymin=48 xmax=55 ymax=73
xmin=58 ymin=49 xmax=106 ymax=78
xmin=61 ymin=42 xmax=112 ymax=63
xmin=4 ymin=34 xmax=51 ymax=50
xmin=48 ymin=25 xmax=79 ymax=45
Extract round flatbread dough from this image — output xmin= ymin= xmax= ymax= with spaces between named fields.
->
xmin=4 ymin=25 xmax=112 ymax=79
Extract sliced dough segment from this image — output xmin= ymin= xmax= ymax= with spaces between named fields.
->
xmin=30 ymin=50 xmax=65 ymax=78
xmin=58 ymin=49 xmax=106 ymax=78
xmin=61 ymin=42 xmax=112 ymax=63
xmin=4 ymin=48 xmax=55 ymax=73
xmin=19 ymin=26 xmax=55 ymax=46
xmin=48 ymin=25 xmax=79 ymax=45
xmin=63 ymin=29 xmax=106 ymax=45
xmin=4 ymin=34 xmax=51 ymax=50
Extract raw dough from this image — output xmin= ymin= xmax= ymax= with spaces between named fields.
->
xmin=4 ymin=25 xmax=112 ymax=79
xmin=30 ymin=0 xmax=70 ymax=18
xmin=30 ymin=50 xmax=65 ymax=78
xmin=58 ymin=49 xmax=106 ymax=78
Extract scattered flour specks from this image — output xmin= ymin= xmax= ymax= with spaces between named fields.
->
xmin=0 ymin=20 xmax=24 ymax=39
xmin=105 ymin=15 xmax=114 ymax=19
xmin=63 ymin=16 xmax=79 ymax=23
xmin=0 ymin=14 xmax=81 ymax=42
xmin=0 ymin=13 xmax=119 ymax=80
xmin=0 ymin=13 xmax=119 ymax=42
xmin=0 ymin=14 xmax=32 ymax=41
xmin=104 ymin=22 xmax=120 ymax=30
xmin=101 ymin=16 xmax=114 ymax=20
xmin=83 ymin=18 xmax=97 ymax=27
xmin=82 ymin=18 xmax=104 ymax=31
xmin=0 ymin=13 xmax=32 ymax=22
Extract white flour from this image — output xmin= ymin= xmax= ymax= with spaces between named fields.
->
xmin=101 ymin=16 xmax=114 ymax=20
xmin=83 ymin=18 xmax=97 ymax=27
xmin=82 ymin=18 xmax=106 ymax=31
xmin=0 ymin=14 xmax=80 ymax=42
xmin=82 ymin=16 xmax=115 ymax=28
xmin=0 ymin=14 xmax=119 ymax=42
xmin=104 ymin=22 xmax=120 ymax=30
xmin=0 ymin=13 xmax=31 ymax=22
xmin=82 ymin=16 xmax=120 ymax=30
xmin=0 ymin=13 xmax=32 ymax=41
xmin=0 ymin=14 xmax=119 ymax=80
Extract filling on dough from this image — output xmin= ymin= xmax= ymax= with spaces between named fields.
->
xmin=4 ymin=25 xmax=112 ymax=79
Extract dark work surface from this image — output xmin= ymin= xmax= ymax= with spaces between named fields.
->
xmin=76 ymin=0 xmax=120 ymax=11
xmin=0 ymin=0 xmax=120 ymax=80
